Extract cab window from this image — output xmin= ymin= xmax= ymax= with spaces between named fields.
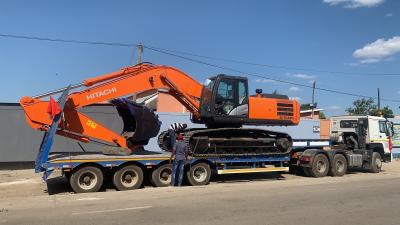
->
xmin=215 ymin=79 xmax=235 ymax=115
xmin=379 ymin=121 xmax=387 ymax=134
xmin=238 ymin=80 xmax=247 ymax=104
xmin=340 ymin=120 xmax=358 ymax=128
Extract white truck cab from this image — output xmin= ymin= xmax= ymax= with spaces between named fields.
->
xmin=330 ymin=115 xmax=392 ymax=162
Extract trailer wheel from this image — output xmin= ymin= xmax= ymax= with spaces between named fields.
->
xmin=151 ymin=164 xmax=172 ymax=187
xmin=309 ymin=154 xmax=329 ymax=177
xmin=329 ymin=154 xmax=347 ymax=177
xmin=369 ymin=152 xmax=382 ymax=173
xmin=113 ymin=165 xmax=143 ymax=191
xmin=187 ymin=163 xmax=211 ymax=186
xmin=70 ymin=166 xmax=104 ymax=193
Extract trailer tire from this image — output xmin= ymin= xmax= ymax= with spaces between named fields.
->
xmin=329 ymin=154 xmax=347 ymax=177
xmin=70 ymin=166 xmax=103 ymax=193
xmin=151 ymin=164 xmax=173 ymax=187
xmin=187 ymin=163 xmax=211 ymax=186
xmin=113 ymin=165 xmax=143 ymax=191
xmin=369 ymin=152 xmax=382 ymax=173
xmin=309 ymin=154 xmax=329 ymax=177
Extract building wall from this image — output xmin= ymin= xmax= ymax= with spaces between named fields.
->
xmin=0 ymin=104 xmax=321 ymax=164
xmin=157 ymin=93 xmax=188 ymax=113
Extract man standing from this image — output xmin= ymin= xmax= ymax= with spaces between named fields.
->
xmin=170 ymin=133 xmax=188 ymax=186
xmin=167 ymin=123 xmax=187 ymax=151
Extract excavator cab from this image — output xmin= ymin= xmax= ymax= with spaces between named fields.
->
xmin=199 ymin=75 xmax=248 ymax=127
xmin=198 ymin=75 xmax=300 ymax=128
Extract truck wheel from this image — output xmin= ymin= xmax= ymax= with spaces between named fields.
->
xmin=309 ymin=154 xmax=329 ymax=177
xmin=329 ymin=154 xmax=347 ymax=177
xmin=113 ymin=165 xmax=143 ymax=191
xmin=70 ymin=166 xmax=104 ymax=193
xmin=187 ymin=163 xmax=211 ymax=186
xmin=369 ymin=152 xmax=382 ymax=173
xmin=151 ymin=164 xmax=172 ymax=187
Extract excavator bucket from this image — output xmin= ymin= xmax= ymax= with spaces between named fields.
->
xmin=111 ymin=98 xmax=161 ymax=148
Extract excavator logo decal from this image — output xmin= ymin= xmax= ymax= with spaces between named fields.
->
xmin=86 ymin=87 xmax=117 ymax=101
xmin=86 ymin=120 xmax=98 ymax=129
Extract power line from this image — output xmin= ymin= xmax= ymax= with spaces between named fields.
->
xmin=1 ymin=33 xmax=399 ymax=102
xmin=144 ymin=46 xmax=400 ymax=103
xmin=1 ymin=33 xmax=398 ymax=76
xmin=144 ymin=45 xmax=400 ymax=76
xmin=0 ymin=33 xmax=137 ymax=47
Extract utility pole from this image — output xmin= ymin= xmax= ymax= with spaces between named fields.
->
xmin=137 ymin=43 xmax=143 ymax=64
xmin=311 ymin=81 xmax=316 ymax=119
xmin=377 ymin=88 xmax=381 ymax=116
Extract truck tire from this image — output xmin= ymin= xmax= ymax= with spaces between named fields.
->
xmin=369 ymin=152 xmax=382 ymax=173
xmin=309 ymin=154 xmax=329 ymax=177
xmin=70 ymin=166 xmax=104 ymax=193
xmin=329 ymin=154 xmax=347 ymax=177
xmin=151 ymin=164 xmax=173 ymax=187
xmin=187 ymin=163 xmax=211 ymax=186
xmin=113 ymin=165 xmax=143 ymax=191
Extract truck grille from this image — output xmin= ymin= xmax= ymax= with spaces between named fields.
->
xmin=277 ymin=103 xmax=294 ymax=116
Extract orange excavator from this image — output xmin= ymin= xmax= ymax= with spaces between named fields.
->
xmin=20 ymin=63 xmax=300 ymax=156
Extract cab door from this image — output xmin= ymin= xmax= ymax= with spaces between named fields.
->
xmin=378 ymin=120 xmax=391 ymax=154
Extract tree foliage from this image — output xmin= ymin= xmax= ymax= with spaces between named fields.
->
xmin=345 ymin=98 xmax=394 ymax=118
xmin=319 ymin=111 xmax=327 ymax=119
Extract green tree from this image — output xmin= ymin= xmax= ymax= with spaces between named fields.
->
xmin=346 ymin=98 xmax=394 ymax=118
xmin=319 ymin=111 xmax=327 ymax=119
xmin=371 ymin=106 xmax=394 ymax=118
xmin=346 ymin=98 xmax=376 ymax=116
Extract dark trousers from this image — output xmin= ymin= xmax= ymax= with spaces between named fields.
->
xmin=171 ymin=160 xmax=185 ymax=186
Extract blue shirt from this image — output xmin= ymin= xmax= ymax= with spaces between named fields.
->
xmin=173 ymin=141 xmax=188 ymax=161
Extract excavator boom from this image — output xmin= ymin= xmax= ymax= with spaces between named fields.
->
xmin=20 ymin=64 xmax=203 ymax=149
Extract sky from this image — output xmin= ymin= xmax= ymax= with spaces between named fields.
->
xmin=0 ymin=0 xmax=399 ymax=116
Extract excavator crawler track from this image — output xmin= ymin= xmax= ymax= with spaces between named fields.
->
xmin=158 ymin=128 xmax=292 ymax=156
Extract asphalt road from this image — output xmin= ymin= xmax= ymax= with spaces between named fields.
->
xmin=1 ymin=164 xmax=400 ymax=225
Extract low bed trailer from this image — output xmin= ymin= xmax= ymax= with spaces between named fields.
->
xmin=39 ymin=139 xmax=329 ymax=193
xmin=43 ymin=151 xmax=291 ymax=193
xmin=40 ymin=139 xmax=383 ymax=193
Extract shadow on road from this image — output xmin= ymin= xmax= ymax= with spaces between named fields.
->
xmin=212 ymin=172 xmax=286 ymax=183
xmin=45 ymin=171 xmax=288 ymax=195
xmin=45 ymin=176 xmax=73 ymax=195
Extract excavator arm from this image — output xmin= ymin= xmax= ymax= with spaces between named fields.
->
xmin=20 ymin=63 xmax=203 ymax=150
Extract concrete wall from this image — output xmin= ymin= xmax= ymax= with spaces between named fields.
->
xmin=0 ymin=104 xmax=319 ymax=163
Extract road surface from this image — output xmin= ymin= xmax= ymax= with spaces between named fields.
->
xmin=1 ymin=162 xmax=400 ymax=225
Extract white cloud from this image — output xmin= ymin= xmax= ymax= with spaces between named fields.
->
xmin=288 ymin=86 xmax=301 ymax=92
xmin=323 ymin=0 xmax=384 ymax=8
xmin=353 ymin=36 xmax=400 ymax=64
xmin=385 ymin=13 xmax=393 ymax=17
xmin=292 ymin=73 xmax=316 ymax=80
xmin=255 ymin=78 xmax=276 ymax=83
xmin=290 ymin=97 xmax=302 ymax=101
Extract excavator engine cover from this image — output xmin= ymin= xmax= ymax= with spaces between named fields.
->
xmin=111 ymin=98 xmax=161 ymax=147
